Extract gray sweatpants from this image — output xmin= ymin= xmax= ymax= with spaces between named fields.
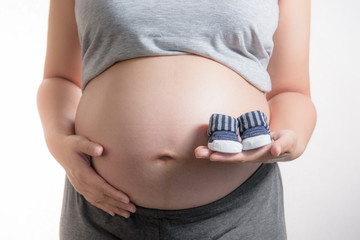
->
xmin=60 ymin=163 xmax=286 ymax=240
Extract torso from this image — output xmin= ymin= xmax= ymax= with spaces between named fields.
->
xmin=75 ymin=54 xmax=269 ymax=209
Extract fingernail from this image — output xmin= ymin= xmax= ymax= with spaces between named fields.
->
xmin=108 ymin=211 xmax=115 ymax=217
xmin=209 ymin=156 xmax=218 ymax=161
xmin=94 ymin=146 xmax=103 ymax=156
xmin=129 ymin=206 xmax=136 ymax=213
xmin=195 ymin=151 xmax=207 ymax=159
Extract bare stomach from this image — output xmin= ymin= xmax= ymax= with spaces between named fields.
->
xmin=75 ymin=54 xmax=269 ymax=210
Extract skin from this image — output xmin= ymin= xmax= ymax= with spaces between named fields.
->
xmin=195 ymin=0 xmax=316 ymax=162
xmin=37 ymin=0 xmax=316 ymax=218
xmin=74 ymin=55 xmax=269 ymax=210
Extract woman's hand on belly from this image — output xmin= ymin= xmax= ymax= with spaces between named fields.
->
xmin=195 ymin=129 xmax=297 ymax=163
xmin=59 ymin=134 xmax=136 ymax=218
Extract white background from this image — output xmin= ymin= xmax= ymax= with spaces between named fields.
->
xmin=1 ymin=0 xmax=359 ymax=239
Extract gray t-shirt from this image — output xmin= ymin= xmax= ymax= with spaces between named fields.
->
xmin=74 ymin=0 xmax=279 ymax=92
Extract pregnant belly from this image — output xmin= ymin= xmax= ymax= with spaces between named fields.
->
xmin=75 ymin=54 xmax=269 ymax=209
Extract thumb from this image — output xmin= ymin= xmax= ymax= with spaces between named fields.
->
xmin=270 ymin=130 xmax=296 ymax=158
xmin=270 ymin=140 xmax=282 ymax=157
xmin=76 ymin=136 xmax=104 ymax=157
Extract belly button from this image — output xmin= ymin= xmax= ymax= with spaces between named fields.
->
xmin=156 ymin=152 xmax=177 ymax=161
xmin=159 ymin=155 xmax=174 ymax=161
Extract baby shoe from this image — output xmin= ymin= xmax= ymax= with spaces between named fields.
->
xmin=207 ymin=113 xmax=243 ymax=153
xmin=238 ymin=110 xmax=272 ymax=150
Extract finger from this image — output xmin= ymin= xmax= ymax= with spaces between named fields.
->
xmin=92 ymin=201 xmax=131 ymax=218
xmin=76 ymin=166 xmax=131 ymax=205
xmin=96 ymin=204 xmax=116 ymax=217
xmin=76 ymin=136 xmax=104 ymax=157
xmin=209 ymin=144 xmax=272 ymax=162
xmin=194 ymin=146 xmax=213 ymax=159
xmin=90 ymin=193 xmax=135 ymax=217
xmin=92 ymin=174 xmax=136 ymax=212
xmin=98 ymin=200 xmax=133 ymax=218
xmin=84 ymin=179 xmax=136 ymax=215
xmin=101 ymin=180 xmax=131 ymax=204
xmin=83 ymin=171 xmax=131 ymax=204
xmin=271 ymin=131 xmax=296 ymax=157
xmin=112 ymin=207 xmax=131 ymax=219
xmin=270 ymin=131 xmax=281 ymax=140
xmin=76 ymin=173 xmax=136 ymax=217
xmin=105 ymin=196 xmax=136 ymax=214
xmin=270 ymin=140 xmax=282 ymax=157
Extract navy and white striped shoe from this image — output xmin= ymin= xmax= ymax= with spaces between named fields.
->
xmin=238 ymin=110 xmax=272 ymax=150
xmin=207 ymin=114 xmax=243 ymax=153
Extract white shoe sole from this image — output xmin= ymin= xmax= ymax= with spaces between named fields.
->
xmin=208 ymin=140 xmax=243 ymax=153
xmin=242 ymin=135 xmax=272 ymax=150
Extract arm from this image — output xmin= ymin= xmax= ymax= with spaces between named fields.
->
xmin=195 ymin=0 xmax=316 ymax=162
xmin=37 ymin=0 xmax=135 ymax=217
xmin=266 ymin=0 xmax=316 ymax=159
xmin=38 ymin=0 xmax=83 ymax=157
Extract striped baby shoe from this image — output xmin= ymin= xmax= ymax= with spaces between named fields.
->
xmin=238 ymin=110 xmax=272 ymax=150
xmin=207 ymin=114 xmax=243 ymax=153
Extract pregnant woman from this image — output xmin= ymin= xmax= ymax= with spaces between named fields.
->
xmin=37 ymin=0 xmax=316 ymax=239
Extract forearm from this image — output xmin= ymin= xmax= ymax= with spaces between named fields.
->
xmin=268 ymin=91 xmax=316 ymax=158
xmin=36 ymin=77 xmax=82 ymax=158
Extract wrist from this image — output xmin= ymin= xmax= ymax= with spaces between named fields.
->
xmin=292 ymin=136 xmax=307 ymax=160
xmin=44 ymin=129 xmax=74 ymax=163
xmin=268 ymin=92 xmax=316 ymax=160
